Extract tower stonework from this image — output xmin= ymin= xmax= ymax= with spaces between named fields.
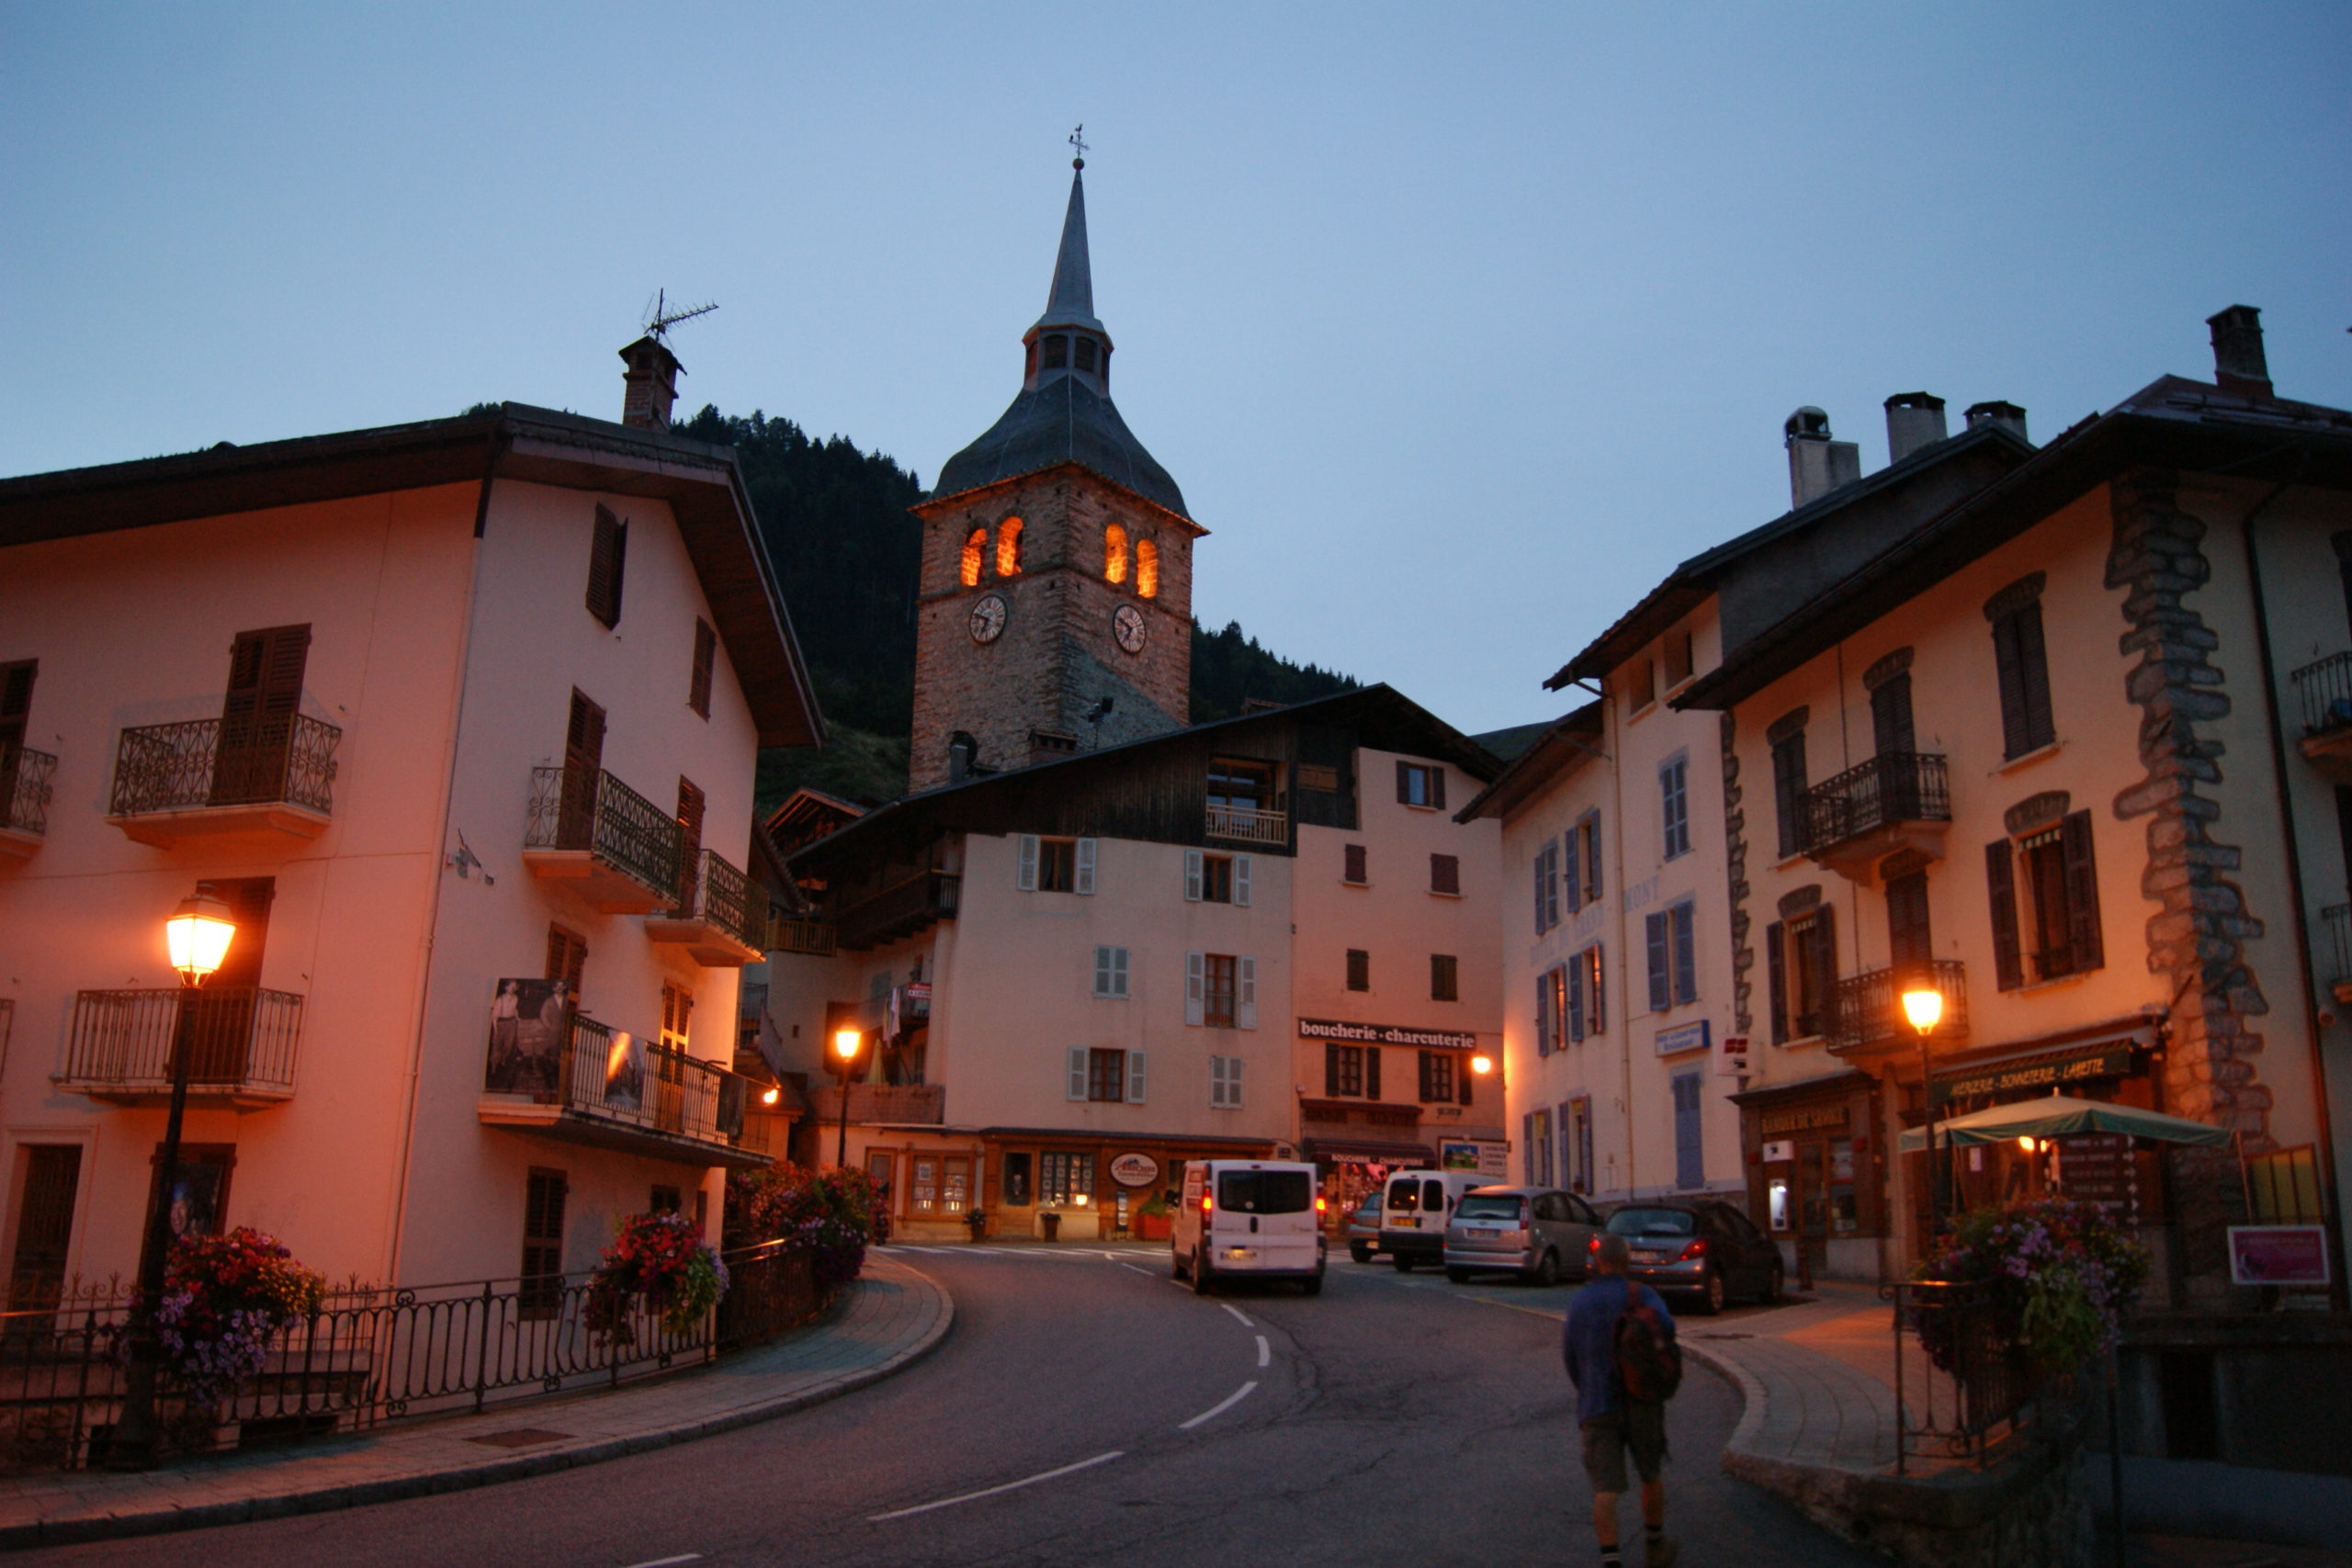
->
xmin=907 ymin=164 xmax=1202 ymax=794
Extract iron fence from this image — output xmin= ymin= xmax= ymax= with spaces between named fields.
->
xmin=676 ymin=848 xmax=763 ymax=952
xmin=59 ymin=987 xmax=304 ymax=1099
xmin=1888 ymin=1278 xmax=2043 ymax=1472
xmin=1801 ymin=750 xmax=1951 ymax=854
xmin=2 ymin=746 xmax=56 ymax=836
xmin=108 ymin=716 xmax=340 ymax=818
xmin=1829 ymin=962 xmax=1968 ymax=1052
xmin=2292 ymin=650 xmax=2352 ymax=735
xmin=525 ymin=766 xmax=681 ymax=899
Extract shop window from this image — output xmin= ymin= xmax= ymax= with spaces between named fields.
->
xmin=866 ymin=1151 xmax=898 ymax=1213
xmin=1040 ymin=1150 xmax=1092 ymax=1205
xmin=2248 ymin=1146 xmax=2324 ymax=1224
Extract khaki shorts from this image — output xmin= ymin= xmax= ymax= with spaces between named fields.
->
xmin=1581 ymin=1401 xmax=1668 ymax=1494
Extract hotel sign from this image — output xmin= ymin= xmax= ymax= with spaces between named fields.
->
xmin=1298 ymin=1018 xmax=1480 ymax=1051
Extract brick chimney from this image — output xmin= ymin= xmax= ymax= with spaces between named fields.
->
xmin=2207 ymin=305 xmax=2271 ymax=399
xmin=619 ymin=335 xmax=684 ymax=431
xmin=1883 ymin=392 xmax=1949 ymax=464
xmin=1785 ymin=406 xmax=1860 ymax=508
xmin=1963 ymin=400 xmax=2029 ymax=442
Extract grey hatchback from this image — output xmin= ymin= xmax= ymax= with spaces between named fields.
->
xmin=1442 ymin=1186 xmax=1602 ymax=1285
xmin=1599 ymin=1199 xmax=1783 ymax=1314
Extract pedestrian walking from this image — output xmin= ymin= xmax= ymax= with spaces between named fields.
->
xmin=1563 ymin=1232 xmax=1681 ymax=1568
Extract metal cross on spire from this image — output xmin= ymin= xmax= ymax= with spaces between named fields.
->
xmin=1069 ymin=124 xmax=1087 ymax=170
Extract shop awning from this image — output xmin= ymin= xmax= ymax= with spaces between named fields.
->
xmin=1897 ymin=1092 xmax=2231 ymax=1152
xmin=1303 ymin=1137 xmax=1433 ymax=1164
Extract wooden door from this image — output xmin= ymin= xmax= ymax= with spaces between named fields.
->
xmin=558 ymin=691 xmax=605 ymax=848
xmin=0 ymin=661 xmax=32 ymax=815
xmin=8 ymin=1146 xmax=81 ymax=1313
xmin=212 ymin=626 xmax=310 ymax=805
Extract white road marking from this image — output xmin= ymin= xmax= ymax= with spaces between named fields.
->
xmin=1220 ymin=1303 xmax=1254 ymax=1328
xmin=619 ymin=1556 xmax=703 ymax=1568
xmin=1178 ymin=1380 xmax=1259 ymax=1431
xmin=1255 ymin=1334 xmax=1270 ymax=1368
xmin=867 ymin=1450 xmax=1126 ymax=1521
xmin=1119 ymin=1262 xmax=1155 ymax=1277
xmin=891 ymin=1245 xmax=955 ymax=1254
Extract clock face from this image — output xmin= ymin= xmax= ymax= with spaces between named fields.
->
xmin=968 ymin=593 xmax=1008 ymax=644
xmin=1113 ymin=604 xmax=1148 ymax=655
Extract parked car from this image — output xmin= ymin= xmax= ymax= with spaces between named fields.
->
xmin=1596 ymin=1200 xmax=1783 ymax=1314
xmin=1378 ymin=1169 xmax=1492 ymax=1270
xmin=1172 ymin=1159 xmax=1328 ymax=1295
xmin=1443 ymin=1186 xmax=1603 ymax=1285
xmin=1346 ymin=1192 xmax=1385 ymax=1263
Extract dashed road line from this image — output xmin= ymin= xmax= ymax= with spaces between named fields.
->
xmin=1177 ymin=1381 xmax=1259 ymax=1431
xmin=1255 ymin=1334 xmax=1270 ymax=1368
xmin=868 ymin=1450 xmax=1126 ymax=1522
xmin=619 ymin=1555 xmax=703 ymax=1568
xmin=1219 ymin=1303 xmax=1255 ymax=1328
xmin=1119 ymin=1262 xmax=1155 ymax=1277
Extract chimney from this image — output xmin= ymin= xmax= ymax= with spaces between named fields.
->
xmin=1883 ymin=392 xmax=1949 ymax=464
xmin=2207 ymin=305 xmax=2271 ymax=398
xmin=1963 ymin=400 xmax=2030 ymax=442
xmin=1784 ymin=407 xmax=1860 ymax=508
xmin=619 ymin=335 xmax=684 ymax=432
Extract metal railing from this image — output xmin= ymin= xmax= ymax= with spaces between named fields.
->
xmin=1890 ymin=1278 xmax=2042 ymax=1472
xmin=1204 ymin=803 xmax=1289 ymax=846
xmin=59 ymin=987 xmax=304 ymax=1098
xmin=1829 ymin=961 xmax=1967 ymax=1052
xmin=108 ymin=716 xmax=341 ymax=818
xmin=1801 ymin=751 xmax=1951 ymax=855
xmin=525 ymin=766 xmax=682 ymax=899
xmin=2 ymin=746 xmax=57 ymax=836
xmin=672 ymin=848 xmax=763 ymax=952
xmin=767 ymin=916 xmax=837 ymax=957
xmin=2292 ymin=650 xmax=2352 ymax=735
xmin=0 ymin=1240 xmax=823 ymax=1472
xmin=553 ymin=1018 xmax=753 ymax=1151
xmin=2324 ymin=903 xmax=2352 ymax=989
xmin=835 ymin=870 xmax=959 ymax=951
xmin=809 ymin=1082 xmax=946 ymax=1125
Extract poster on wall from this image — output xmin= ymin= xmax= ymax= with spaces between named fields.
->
xmin=1439 ymin=1140 xmax=1510 ymax=1179
xmin=603 ymin=1029 xmax=648 ymax=1111
xmin=2228 ymin=1225 xmax=2330 ymax=1287
xmin=485 ymin=978 xmax=571 ymax=1095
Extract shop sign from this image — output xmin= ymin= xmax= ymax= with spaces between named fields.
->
xmin=2053 ymin=1133 xmax=2137 ymax=1224
xmin=1655 ymin=1020 xmax=1711 ymax=1058
xmin=1716 ymin=1034 xmax=1749 ymax=1077
xmin=1108 ymin=1153 xmax=1159 ymax=1189
xmin=1298 ymin=1018 xmax=1480 ymax=1051
xmin=1931 ymin=1044 xmax=2136 ymax=1106
xmin=1438 ymin=1139 xmax=1510 ymax=1179
xmin=1760 ymin=1139 xmax=1795 ymax=1164
xmin=2228 ymin=1225 xmax=2331 ymax=1287
xmin=1759 ymin=1104 xmax=1849 ymax=1135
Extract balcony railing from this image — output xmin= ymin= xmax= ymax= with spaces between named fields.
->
xmin=835 ymin=870 xmax=960 ymax=951
xmin=645 ymin=849 xmax=763 ymax=965
xmin=58 ymin=987 xmax=303 ymax=1105
xmin=1204 ymin=803 xmax=1288 ymax=846
xmin=1829 ymin=961 xmax=1968 ymax=1053
xmin=106 ymin=716 xmax=340 ymax=845
xmin=2293 ymin=651 xmax=2352 ymax=735
xmin=2 ymin=746 xmax=57 ymax=841
xmin=809 ymin=1082 xmax=946 ymax=1126
xmin=524 ymin=766 xmax=682 ymax=912
xmin=480 ymin=1012 xmax=767 ymax=1168
xmin=1802 ymin=752 xmax=1951 ymax=859
xmin=767 ymin=916 xmax=836 ymax=957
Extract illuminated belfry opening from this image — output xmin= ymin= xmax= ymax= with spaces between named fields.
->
xmin=1104 ymin=524 xmax=1128 ymax=583
xmin=995 ymin=517 xmax=1024 ymax=577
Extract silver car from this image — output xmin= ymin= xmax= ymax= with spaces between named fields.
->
xmin=1443 ymin=1185 xmax=1603 ymax=1286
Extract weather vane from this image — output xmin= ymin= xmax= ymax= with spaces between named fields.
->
xmin=1069 ymin=124 xmax=1087 ymax=170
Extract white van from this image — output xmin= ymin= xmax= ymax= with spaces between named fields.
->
xmin=1378 ymin=1169 xmax=1491 ymax=1269
xmin=1172 ymin=1159 xmax=1327 ymax=1295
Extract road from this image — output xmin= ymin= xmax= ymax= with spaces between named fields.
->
xmin=18 ymin=1247 xmax=1881 ymax=1567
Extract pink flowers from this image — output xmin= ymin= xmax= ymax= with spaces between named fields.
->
xmin=1913 ymin=1199 xmax=2150 ymax=1376
xmin=154 ymin=1228 xmax=326 ymax=1404
xmin=586 ymin=1212 xmax=728 ymax=1343
xmin=725 ymin=1164 xmax=884 ymax=1291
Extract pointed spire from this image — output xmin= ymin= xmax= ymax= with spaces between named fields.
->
xmin=1034 ymin=167 xmax=1103 ymax=334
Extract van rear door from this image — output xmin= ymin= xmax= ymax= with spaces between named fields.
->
xmin=1215 ymin=1168 xmax=1317 ymax=1269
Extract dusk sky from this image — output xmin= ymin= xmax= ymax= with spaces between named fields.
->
xmin=6 ymin=4 xmax=2346 ymax=735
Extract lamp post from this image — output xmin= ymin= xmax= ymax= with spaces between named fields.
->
xmin=831 ymin=1027 xmax=863 ymax=1168
xmin=1901 ymin=984 xmax=1946 ymax=1239
xmin=108 ymin=886 xmax=237 ymax=1470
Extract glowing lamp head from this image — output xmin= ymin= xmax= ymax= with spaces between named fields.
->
xmin=831 ymin=1028 xmax=862 ymax=1062
xmin=164 ymin=886 xmax=237 ymax=988
xmin=1900 ymin=987 xmax=1944 ymax=1035
xmin=1470 ymin=1054 xmax=1495 ymax=1077
xmin=2017 ymin=1136 xmax=2038 ymax=1154
xmin=761 ymin=1085 xmax=782 ymax=1106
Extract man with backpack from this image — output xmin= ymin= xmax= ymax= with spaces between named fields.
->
xmin=1564 ymin=1232 xmax=1680 ymax=1568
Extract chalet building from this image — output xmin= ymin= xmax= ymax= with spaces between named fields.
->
xmin=0 ymin=358 xmax=820 ymax=1301
xmin=1674 ymin=308 xmax=2352 ymax=1302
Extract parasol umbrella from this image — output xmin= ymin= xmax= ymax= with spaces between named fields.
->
xmin=1897 ymin=1091 xmax=2231 ymax=1152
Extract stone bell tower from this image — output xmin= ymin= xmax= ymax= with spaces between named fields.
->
xmin=906 ymin=156 xmax=1203 ymax=794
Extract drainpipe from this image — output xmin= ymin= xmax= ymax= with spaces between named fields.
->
xmin=2236 ymin=469 xmax=2348 ymax=1310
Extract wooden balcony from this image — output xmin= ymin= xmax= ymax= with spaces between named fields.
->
xmin=767 ymin=916 xmax=836 ymax=957
xmin=2293 ymin=652 xmax=2352 ymax=780
xmin=1828 ymin=962 xmax=1968 ymax=1055
xmin=56 ymin=987 xmax=303 ymax=1107
xmin=1801 ymin=751 xmax=1950 ymax=879
xmin=479 ymin=1014 xmax=771 ymax=1169
xmin=808 ymin=1082 xmax=945 ymax=1126
xmin=835 ymin=871 xmax=959 ymax=952
xmin=0 ymin=746 xmax=56 ymax=863
xmin=644 ymin=848 xmax=764 ymax=967
xmin=1204 ymin=803 xmax=1288 ymax=847
xmin=522 ymin=765 xmax=682 ymax=915
xmin=106 ymin=716 xmax=339 ymax=849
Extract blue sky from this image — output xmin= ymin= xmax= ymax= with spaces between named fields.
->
xmin=5 ymin=4 xmax=2346 ymax=734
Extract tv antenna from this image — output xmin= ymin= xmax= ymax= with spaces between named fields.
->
xmin=643 ymin=288 xmax=719 ymax=343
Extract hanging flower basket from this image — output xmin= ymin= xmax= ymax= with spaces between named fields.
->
xmin=1911 ymin=1198 xmax=2150 ymax=1379
xmin=586 ymin=1212 xmax=729 ymax=1345
xmin=153 ymin=1227 xmax=327 ymax=1409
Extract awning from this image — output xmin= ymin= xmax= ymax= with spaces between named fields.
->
xmin=1897 ymin=1092 xmax=2231 ymax=1153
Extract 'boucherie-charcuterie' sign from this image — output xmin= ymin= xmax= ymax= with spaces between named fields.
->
xmin=1298 ymin=1018 xmax=1479 ymax=1051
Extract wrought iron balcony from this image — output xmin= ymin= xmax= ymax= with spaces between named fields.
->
xmin=106 ymin=716 xmax=340 ymax=848
xmin=1204 ymin=803 xmax=1288 ymax=847
xmin=479 ymin=1012 xmax=771 ymax=1168
xmin=2324 ymin=903 xmax=2352 ymax=1007
xmin=0 ymin=745 xmax=56 ymax=860
xmin=1829 ymin=961 xmax=1968 ymax=1055
xmin=767 ymin=916 xmax=836 ymax=957
xmin=808 ymin=1082 xmax=946 ymax=1126
xmin=57 ymin=987 xmax=303 ymax=1107
xmin=1801 ymin=751 xmax=1951 ymax=876
xmin=2292 ymin=653 xmax=2352 ymax=777
xmin=523 ymin=765 xmax=682 ymax=915
xmin=835 ymin=870 xmax=959 ymax=952
xmin=644 ymin=848 xmax=764 ymax=967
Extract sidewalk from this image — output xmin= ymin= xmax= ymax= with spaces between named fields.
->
xmin=0 ymin=1254 xmax=952 ymax=1551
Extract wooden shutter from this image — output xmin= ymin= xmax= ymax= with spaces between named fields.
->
xmin=1325 ymin=1042 xmax=1342 ymax=1095
xmin=559 ymin=690 xmax=605 ymax=848
xmin=1396 ymin=760 xmax=1412 ymax=804
xmin=2061 ymin=810 xmax=2104 ymax=973
xmin=1344 ymin=843 xmax=1367 ymax=884
xmin=1075 ymin=838 xmax=1097 ymax=896
xmin=1186 ymin=953 xmax=1205 ymax=1025
xmin=1183 ymin=849 xmax=1204 ymax=901
xmin=1237 ymin=957 xmax=1257 ymax=1029
xmin=2017 ymin=604 xmax=2054 ymax=750
xmin=1671 ymin=903 xmax=1697 ymax=1006
xmin=1067 ymin=1047 xmax=1090 ymax=1101
xmin=1018 ymin=835 xmax=1040 ymax=890
xmin=1458 ymin=1054 xmax=1474 ymax=1107
xmin=1566 ymin=960 xmax=1584 ymax=1044
xmin=214 ymin=625 xmax=310 ymax=804
xmin=521 ymin=1168 xmax=568 ymax=1314
xmin=1871 ymin=673 xmax=1917 ymax=759
xmin=1886 ymin=872 xmax=1931 ymax=974
xmin=1765 ymin=920 xmax=1788 ymax=1043
xmin=1533 ymin=846 xmax=1550 ymax=933
xmin=1986 ymin=840 xmax=2024 ymax=990
xmin=1430 ymin=768 xmax=1446 ymax=811
xmin=1645 ymin=912 xmax=1670 ymax=1011
xmin=0 ymin=660 xmax=34 ymax=754
xmin=675 ymin=778 xmax=706 ymax=912
xmin=1125 ymin=1049 xmax=1148 ymax=1104
xmin=688 ymin=619 xmax=717 ymax=718
xmin=1365 ymin=1045 xmax=1381 ymax=1100
xmin=587 ymin=505 xmax=628 ymax=626
xmin=1234 ymin=854 xmax=1252 ymax=907
xmin=1771 ymin=735 xmax=1806 ymax=859
xmin=1807 ymin=905 xmax=1838 ymax=1026
xmin=1430 ymin=853 xmax=1458 ymax=896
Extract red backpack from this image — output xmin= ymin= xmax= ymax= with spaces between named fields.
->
xmin=1614 ymin=1294 xmax=1683 ymax=1404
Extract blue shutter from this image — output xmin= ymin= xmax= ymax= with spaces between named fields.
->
xmin=1645 ymin=911 xmax=1670 ymax=1012
xmin=1566 ymin=960 xmax=1585 ymax=1043
xmin=1532 ymin=848 xmax=1547 ymax=934
xmin=1535 ymin=974 xmax=1554 ymax=1057
xmin=1673 ymin=1073 xmax=1703 ymax=1190
xmin=1562 ymin=830 xmax=1580 ymax=914
xmin=1671 ymin=901 xmax=1697 ymax=1006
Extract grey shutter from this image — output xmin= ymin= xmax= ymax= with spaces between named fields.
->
xmin=1396 ymin=760 xmax=1412 ymax=804
xmin=1067 ymin=1046 xmax=1089 ymax=1101
xmin=1533 ymin=846 xmax=1550 ymax=933
xmin=1645 ymin=912 xmax=1670 ymax=1012
xmin=1113 ymin=947 xmax=1128 ymax=997
xmin=2061 ymin=810 xmax=2104 ymax=973
xmin=1234 ymin=854 xmax=1252 ymax=907
xmin=1589 ymin=946 xmax=1606 ymax=1034
xmin=1566 ymin=960 xmax=1585 ymax=1043
xmin=1094 ymin=945 xmax=1114 ymax=996
xmin=1183 ymin=849 xmax=1204 ymax=902
xmin=1186 ymin=953 xmax=1205 ymax=1025
xmin=1672 ymin=903 xmax=1697 ymax=1006
xmin=1125 ymin=1049 xmax=1148 ymax=1105
xmin=1535 ymin=973 xmax=1554 ymax=1057
xmin=1588 ymin=815 xmax=1604 ymax=902
xmin=1810 ymin=905 xmax=1838 ymax=1024
xmin=1075 ymin=838 xmax=1097 ymax=895
xmin=1766 ymin=920 xmax=1789 ymax=1043
xmin=1430 ymin=769 xmax=1446 ymax=811
xmin=1559 ymin=833 xmax=1577 ymax=916
xmin=1986 ymin=840 xmax=2024 ymax=990
xmin=1238 ymin=957 xmax=1257 ymax=1029
xmin=1365 ymin=1046 xmax=1382 ymax=1100
xmin=1325 ymin=1042 xmax=1341 ymax=1095
xmin=1018 ymin=835 xmax=1039 ymax=891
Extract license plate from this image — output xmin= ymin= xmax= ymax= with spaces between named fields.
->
xmin=1633 ymin=1249 xmax=1665 ymax=1264
xmin=1393 ymin=1216 xmax=1418 ymax=1228
xmin=1227 ymin=1247 xmax=1257 ymax=1262
xmin=1468 ymin=1227 xmax=1499 ymax=1237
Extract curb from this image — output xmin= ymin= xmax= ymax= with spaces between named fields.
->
xmin=0 ymin=1261 xmax=955 ymax=1552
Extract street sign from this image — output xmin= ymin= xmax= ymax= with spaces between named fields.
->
xmin=2228 ymin=1225 xmax=2331 ymax=1286
xmin=1717 ymin=1033 xmax=1749 ymax=1077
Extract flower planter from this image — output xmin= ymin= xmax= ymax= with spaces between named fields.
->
xmin=1131 ymin=1213 xmax=1170 ymax=1241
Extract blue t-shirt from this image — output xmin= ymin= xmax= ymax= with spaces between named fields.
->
xmin=1563 ymin=1273 xmax=1676 ymax=1423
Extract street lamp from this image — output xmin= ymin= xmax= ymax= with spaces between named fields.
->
xmin=832 ymin=1027 xmax=864 ymax=1168
xmin=1469 ymin=1054 xmax=1495 ymax=1077
xmin=1902 ymin=984 xmax=1946 ymax=1238
xmin=109 ymin=886 xmax=237 ymax=1470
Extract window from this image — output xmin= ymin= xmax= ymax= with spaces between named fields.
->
xmin=1208 ymin=758 xmax=1276 ymax=812
xmin=1566 ymin=811 xmax=1602 ymax=911
xmin=1428 ymin=852 xmax=1462 ymax=897
xmin=1771 ymin=730 xmax=1808 ymax=859
xmin=1988 ymin=810 xmax=2103 ymax=987
xmin=1885 ymin=872 xmax=1932 ymax=975
xmin=1040 ymin=1151 xmax=1092 ymax=1205
xmin=1532 ymin=1109 xmax=1555 ymax=1187
xmin=1324 ymin=1043 xmax=1380 ymax=1099
xmin=1343 ymin=843 xmax=1368 ymax=885
xmin=1136 ymin=538 xmax=1159 ymax=598
xmin=1987 ymin=579 xmax=2055 ymax=757
xmin=1396 ymin=761 xmax=1445 ymax=809
xmin=1659 ymin=756 xmax=1690 ymax=859
xmin=650 ymin=1184 xmax=682 ymax=1214
xmin=1202 ymin=854 xmax=1232 ymax=903
xmin=1430 ymin=954 xmax=1459 ymax=1001
xmin=1184 ymin=849 xmax=1250 ymax=905
xmin=1672 ymin=1072 xmax=1703 ymax=1190
xmin=587 ymin=505 xmax=628 ymax=627
xmin=1038 ymin=838 xmax=1074 ymax=892
xmin=1419 ymin=1050 xmax=1456 ymax=1103
xmin=1767 ymin=905 xmax=1838 ymax=1042
xmin=995 ymin=516 xmax=1024 ymax=577
xmin=1570 ymin=943 xmax=1606 ymax=1041
xmin=1092 ymin=945 xmax=1130 ymax=998
xmin=1210 ymin=1055 xmax=1245 ymax=1109
xmin=521 ymin=1168 xmax=568 ymax=1318
xmin=1001 ymin=1152 xmax=1033 ymax=1207
xmin=1533 ymin=838 xmax=1561 ymax=933
xmin=1663 ymin=628 xmax=1694 ymax=688
xmin=687 ymin=619 xmax=717 ymax=718
xmin=1535 ymin=965 xmax=1565 ymax=1056
xmin=1188 ymin=952 xmax=1254 ymax=1027
xmin=1075 ymin=336 xmax=1098 ymax=373
xmin=1203 ymin=955 xmax=1237 ymax=1027
xmin=1871 ymin=672 xmax=1917 ymax=758
xmin=1563 ymin=1097 xmax=1594 ymax=1195
xmin=1645 ymin=901 xmax=1697 ymax=1010
xmin=961 ymin=528 xmax=987 ymax=587
xmin=1104 ymin=523 xmax=1128 ymax=584
xmin=1346 ymin=949 xmax=1370 ymax=992
xmin=2248 ymin=1146 xmax=2324 ymax=1224
xmin=660 ymin=983 xmax=693 ymax=1050
xmin=1042 ymin=334 xmax=1068 ymax=369
xmin=1019 ymin=836 xmax=1096 ymax=894
xmin=545 ymin=923 xmax=588 ymax=1001
xmin=8 ymin=1145 xmax=81 ymax=1314
xmin=1627 ymin=659 xmax=1657 ymax=713
xmin=1087 ymin=1047 xmax=1125 ymax=1102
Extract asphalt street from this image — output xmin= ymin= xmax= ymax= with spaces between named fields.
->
xmin=16 ymin=1247 xmax=1881 ymax=1567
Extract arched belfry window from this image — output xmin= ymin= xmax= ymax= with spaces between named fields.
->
xmin=961 ymin=528 xmax=987 ymax=588
xmin=996 ymin=517 xmax=1024 ymax=578
xmin=1074 ymin=337 xmax=1098 ymax=373
xmin=1042 ymin=335 xmax=1068 ymax=370
xmin=1104 ymin=524 xmax=1128 ymax=584
xmin=1136 ymin=537 xmax=1160 ymax=599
